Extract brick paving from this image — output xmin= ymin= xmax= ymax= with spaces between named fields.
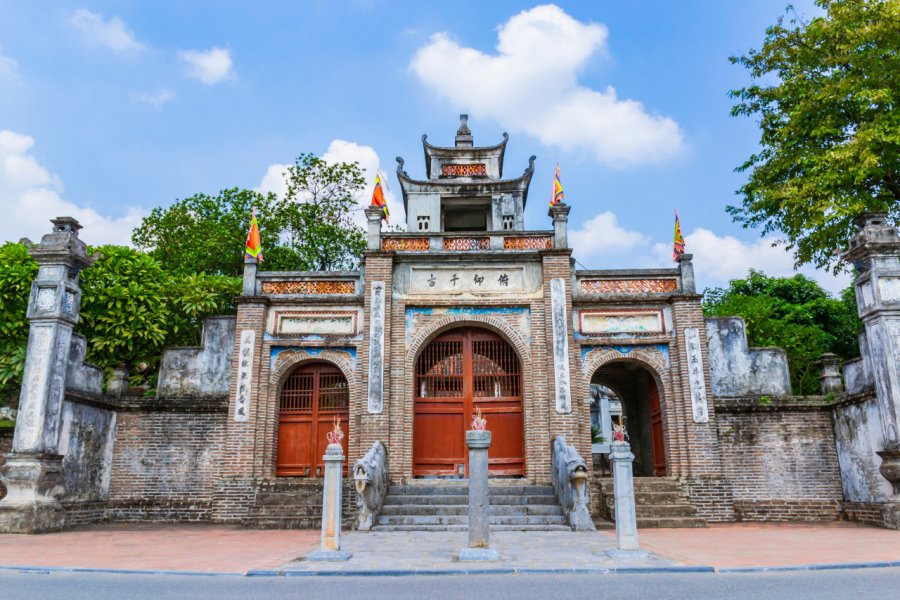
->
xmin=0 ymin=522 xmax=898 ymax=574
xmin=0 ymin=524 xmax=318 ymax=574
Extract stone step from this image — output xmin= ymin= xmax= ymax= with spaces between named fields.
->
xmin=378 ymin=504 xmax=564 ymax=517
xmin=254 ymin=494 xmax=325 ymax=506
xmin=371 ymin=524 xmax=572 ymax=532
xmin=242 ymin=516 xmax=321 ymax=529
xmin=636 ymin=517 xmax=707 ymax=528
xmin=375 ymin=514 xmax=568 ymax=527
xmin=608 ymin=503 xmax=699 ymax=519
xmin=381 ymin=494 xmax=559 ymax=507
xmin=602 ymin=493 xmax=690 ymax=507
xmin=597 ymin=478 xmax=684 ymax=493
xmin=246 ymin=505 xmax=323 ymax=517
xmin=386 ymin=485 xmax=554 ymax=496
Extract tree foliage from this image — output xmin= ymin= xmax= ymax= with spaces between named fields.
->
xmin=132 ymin=153 xmax=367 ymax=276
xmin=728 ymin=0 xmax=900 ymax=272
xmin=0 ymin=244 xmax=240 ymax=397
xmin=703 ymin=270 xmax=861 ymax=395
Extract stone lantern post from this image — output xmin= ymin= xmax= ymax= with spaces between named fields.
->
xmin=842 ymin=213 xmax=900 ymax=525
xmin=0 ymin=217 xmax=92 ymax=533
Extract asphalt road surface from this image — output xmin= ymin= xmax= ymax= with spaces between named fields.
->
xmin=2 ymin=568 xmax=900 ymax=599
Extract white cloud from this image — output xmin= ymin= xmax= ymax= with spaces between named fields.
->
xmin=70 ymin=9 xmax=145 ymax=53
xmin=0 ymin=48 xmax=18 ymax=81
xmin=649 ymin=227 xmax=852 ymax=295
xmin=131 ymin=88 xmax=176 ymax=110
xmin=410 ymin=4 xmax=684 ymax=167
xmin=570 ymin=211 xmax=648 ymax=256
xmin=256 ymin=139 xmax=405 ymax=228
xmin=180 ymin=47 xmax=234 ymax=85
xmin=0 ymin=130 xmax=145 ymax=245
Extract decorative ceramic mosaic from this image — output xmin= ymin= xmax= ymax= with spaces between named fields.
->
xmin=381 ymin=238 xmax=431 ymax=252
xmin=441 ymin=163 xmax=487 ymax=177
xmin=261 ymin=280 xmax=355 ymax=295
xmin=443 ymin=237 xmax=490 ymax=251
xmin=580 ymin=279 xmax=677 ymax=294
xmin=503 ymin=236 xmax=552 ymax=250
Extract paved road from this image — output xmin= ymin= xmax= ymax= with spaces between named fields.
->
xmin=2 ymin=568 xmax=900 ymax=599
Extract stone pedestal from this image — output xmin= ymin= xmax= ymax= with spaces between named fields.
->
xmin=677 ymin=253 xmax=696 ymax=293
xmin=0 ymin=454 xmax=66 ymax=533
xmin=459 ymin=430 xmax=498 ymax=561
xmin=605 ymin=441 xmax=649 ymax=559
xmin=365 ymin=207 xmax=383 ymax=251
xmin=241 ymin=256 xmax=258 ymax=297
xmin=816 ymin=353 xmax=844 ymax=394
xmin=308 ymin=443 xmax=352 ymax=561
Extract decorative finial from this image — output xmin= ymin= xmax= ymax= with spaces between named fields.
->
xmin=50 ymin=217 xmax=83 ymax=236
xmin=326 ymin=416 xmax=344 ymax=445
xmin=471 ymin=407 xmax=487 ymax=431
xmin=455 ymin=114 xmax=474 ymax=147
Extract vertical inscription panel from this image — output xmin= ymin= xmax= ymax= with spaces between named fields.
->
xmin=234 ymin=330 xmax=255 ymax=422
xmin=550 ymin=278 xmax=572 ymax=414
xmin=367 ymin=281 xmax=385 ymax=414
xmin=684 ymin=327 xmax=709 ymax=423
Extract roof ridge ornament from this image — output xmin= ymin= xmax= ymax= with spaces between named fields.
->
xmin=455 ymin=113 xmax=474 ymax=148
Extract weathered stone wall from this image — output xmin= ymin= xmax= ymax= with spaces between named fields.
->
xmin=58 ymin=399 xmax=116 ymax=503
xmin=832 ymin=393 xmax=893 ymax=507
xmin=715 ymin=397 xmax=843 ymax=521
xmin=0 ymin=428 xmax=12 ymax=499
xmin=157 ymin=317 xmax=236 ymax=398
xmin=706 ymin=317 xmax=791 ymax=397
xmin=65 ymin=335 xmax=103 ymax=396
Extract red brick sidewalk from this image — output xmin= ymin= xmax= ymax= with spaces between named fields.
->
xmin=639 ymin=522 xmax=900 ymax=569
xmin=0 ymin=524 xmax=318 ymax=574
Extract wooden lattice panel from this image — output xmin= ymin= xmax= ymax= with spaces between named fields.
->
xmin=441 ymin=163 xmax=487 ymax=177
xmin=580 ymin=279 xmax=677 ymax=294
xmin=443 ymin=237 xmax=490 ymax=251
xmin=381 ymin=238 xmax=431 ymax=252
xmin=261 ymin=280 xmax=355 ymax=295
xmin=503 ymin=236 xmax=552 ymax=250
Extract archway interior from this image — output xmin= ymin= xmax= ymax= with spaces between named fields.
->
xmin=413 ymin=327 xmax=525 ymax=478
xmin=276 ymin=361 xmax=349 ymax=477
xmin=591 ymin=360 xmax=666 ymax=477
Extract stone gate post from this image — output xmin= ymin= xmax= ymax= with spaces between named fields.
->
xmin=459 ymin=429 xmax=499 ymax=561
xmin=606 ymin=441 xmax=648 ymax=558
xmin=0 ymin=217 xmax=92 ymax=533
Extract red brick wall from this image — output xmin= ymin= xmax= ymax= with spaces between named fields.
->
xmin=716 ymin=399 xmax=843 ymax=522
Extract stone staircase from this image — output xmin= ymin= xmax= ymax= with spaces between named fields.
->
xmin=372 ymin=481 xmax=571 ymax=532
xmin=242 ymin=479 xmax=352 ymax=529
xmin=595 ymin=476 xmax=706 ymax=528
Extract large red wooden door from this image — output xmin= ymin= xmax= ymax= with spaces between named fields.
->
xmin=277 ymin=363 xmax=349 ymax=477
xmin=414 ymin=328 xmax=524 ymax=477
xmin=647 ymin=372 xmax=667 ymax=476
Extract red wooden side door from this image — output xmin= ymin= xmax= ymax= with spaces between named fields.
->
xmin=648 ymin=372 xmax=667 ymax=476
xmin=413 ymin=328 xmax=525 ymax=477
xmin=277 ymin=363 xmax=349 ymax=477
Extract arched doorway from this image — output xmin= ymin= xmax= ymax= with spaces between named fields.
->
xmin=413 ymin=327 xmax=524 ymax=477
xmin=591 ymin=360 xmax=666 ymax=477
xmin=276 ymin=362 xmax=349 ymax=476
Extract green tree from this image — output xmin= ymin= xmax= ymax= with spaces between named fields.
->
xmin=703 ymin=270 xmax=861 ymax=395
xmin=132 ymin=153 xmax=367 ymax=276
xmin=0 ymin=243 xmax=38 ymax=403
xmin=728 ymin=0 xmax=900 ymax=272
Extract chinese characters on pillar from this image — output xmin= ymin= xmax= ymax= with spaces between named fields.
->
xmin=233 ymin=330 xmax=255 ymax=422
xmin=684 ymin=327 xmax=709 ymax=423
xmin=550 ymin=278 xmax=572 ymax=414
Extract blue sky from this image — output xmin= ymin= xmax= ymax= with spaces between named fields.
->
xmin=0 ymin=1 xmax=850 ymax=293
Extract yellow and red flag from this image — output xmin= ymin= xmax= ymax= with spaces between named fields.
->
xmin=551 ymin=163 xmax=565 ymax=206
xmin=673 ymin=210 xmax=685 ymax=262
xmin=371 ymin=171 xmax=389 ymax=222
xmin=245 ymin=207 xmax=263 ymax=262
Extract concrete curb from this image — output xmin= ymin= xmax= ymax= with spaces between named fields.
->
xmin=717 ymin=561 xmax=900 ymax=574
xmin=0 ymin=565 xmax=244 ymax=577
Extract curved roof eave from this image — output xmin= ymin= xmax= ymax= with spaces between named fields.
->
xmin=422 ymin=133 xmax=510 ymax=179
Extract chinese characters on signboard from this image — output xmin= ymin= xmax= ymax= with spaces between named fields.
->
xmin=234 ymin=330 xmax=255 ymax=422
xmin=684 ymin=327 xmax=709 ymax=423
xmin=411 ymin=267 xmax=524 ymax=294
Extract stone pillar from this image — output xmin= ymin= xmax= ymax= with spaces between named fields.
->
xmin=0 ymin=217 xmax=92 ymax=533
xmin=549 ymin=203 xmax=571 ymax=249
xmin=842 ymin=213 xmax=900 ymax=505
xmin=816 ymin=353 xmax=844 ymax=395
xmin=677 ymin=253 xmax=696 ymax=293
xmin=241 ymin=256 xmax=257 ymax=296
xmin=459 ymin=430 xmax=499 ymax=561
xmin=308 ymin=441 xmax=352 ymax=561
xmin=365 ymin=207 xmax=383 ymax=251
xmin=606 ymin=441 xmax=648 ymax=558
